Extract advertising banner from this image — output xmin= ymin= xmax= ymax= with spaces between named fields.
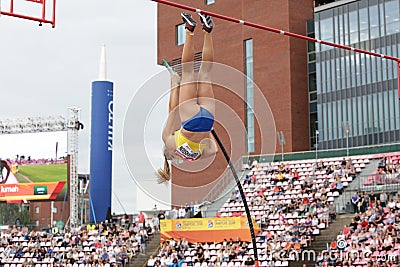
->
xmin=0 ymin=181 xmax=66 ymax=201
xmin=90 ymin=80 xmax=113 ymax=222
xmin=161 ymin=217 xmax=259 ymax=243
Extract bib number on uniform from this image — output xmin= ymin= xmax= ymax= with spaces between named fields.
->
xmin=174 ymin=142 xmax=201 ymax=161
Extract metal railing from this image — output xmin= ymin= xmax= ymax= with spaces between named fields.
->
xmin=335 ymin=172 xmax=400 ymax=213
xmin=359 ymin=173 xmax=400 ymax=191
xmin=201 ymin=157 xmax=245 ymax=204
xmin=242 ymin=143 xmax=400 ymax=163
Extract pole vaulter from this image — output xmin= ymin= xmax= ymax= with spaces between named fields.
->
xmin=161 ymin=55 xmax=260 ymax=265
xmin=152 ymin=0 xmax=400 ymax=99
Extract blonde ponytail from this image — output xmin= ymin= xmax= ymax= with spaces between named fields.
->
xmin=157 ymin=154 xmax=171 ymax=183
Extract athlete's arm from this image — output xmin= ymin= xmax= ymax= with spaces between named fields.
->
xmin=162 ymin=109 xmax=180 ymax=143
xmin=2 ymin=161 xmax=11 ymax=181
xmin=162 ymin=72 xmax=181 ymax=142
xmin=201 ymin=135 xmax=218 ymax=159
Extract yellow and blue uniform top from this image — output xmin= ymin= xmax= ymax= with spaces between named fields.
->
xmin=174 ymin=129 xmax=206 ymax=161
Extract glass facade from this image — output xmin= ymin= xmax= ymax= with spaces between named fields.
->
xmin=312 ymin=0 xmax=400 ymax=150
xmin=244 ymin=39 xmax=255 ymax=153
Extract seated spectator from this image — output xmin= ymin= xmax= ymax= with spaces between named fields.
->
xmin=328 ymin=203 xmax=336 ymax=221
xmin=251 ymin=159 xmax=258 ymax=169
xmin=276 ymin=171 xmax=285 ymax=181
xmin=349 ymin=218 xmax=358 ymax=232
xmin=336 ymin=181 xmax=344 ymax=194
xmin=382 ymin=234 xmax=393 ymax=251
xmin=245 ymin=174 xmax=251 ymax=185
xmin=354 ymin=212 xmax=361 ymax=222
xmin=146 ymin=223 xmax=153 ymax=235
xmin=147 ymin=255 xmax=155 ymax=267
xmin=250 ymin=174 xmax=257 ymax=184
xmin=378 ymin=157 xmax=387 ymax=172
xmin=388 ymin=198 xmax=396 ymax=209
xmin=244 ymin=255 xmax=255 ymax=266
xmin=360 ymin=218 xmax=369 ymax=229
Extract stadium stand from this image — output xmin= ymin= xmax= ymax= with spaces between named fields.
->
xmin=2 ymin=153 xmax=399 ymax=267
xmin=0 ymin=220 xmax=150 ymax=267
xmin=318 ymin=191 xmax=400 ymax=267
xmin=147 ymin=155 xmax=382 ymax=267
xmin=145 ymin=153 xmax=400 ymax=266
xmin=363 ymin=153 xmax=400 ymax=186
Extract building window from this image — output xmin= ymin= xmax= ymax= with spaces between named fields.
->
xmin=385 ymin=0 xmax=400 ymax=35
xmin=244 ymin=39 xmax=254 ymax=153
xmin=176 ymin=23 xmax=186 ymax=46
xmin=206 ymin=0 xmax=215 ymax=5
xmin=35 ymin=206 xmax=40 ymax=214
xmin=35 ymin=220 xmax=39 ymax=227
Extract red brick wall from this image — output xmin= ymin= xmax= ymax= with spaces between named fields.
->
xmin=288 ymin=0 xmax=313 ymax=151
xmin=30 ymin=201 xmax=70 ymax=228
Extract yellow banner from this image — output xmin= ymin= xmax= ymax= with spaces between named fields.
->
xmin=160 ymin=216 xmax=260 ymax=243
xmin=162 ymin=217 xmax=259 ymax=232
xmin=160 ymin=219 xmax=172 ymax=231
xmin=171 ymin=217 xmax=241 ymax=231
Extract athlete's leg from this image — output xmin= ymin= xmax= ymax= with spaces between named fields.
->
xmin=197 ymin=15 xmax=215 ymax=114
xmin=179 ymin=15 xmax=200 ymax=121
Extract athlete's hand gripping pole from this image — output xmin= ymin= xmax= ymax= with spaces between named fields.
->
xmin=162 ymin=59 xmax=181 ymax=86
xmin=162 ymin=59 xmax=174 ymax=76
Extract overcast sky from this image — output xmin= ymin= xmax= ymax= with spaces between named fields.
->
xmin=0 ymin=0 xmax=166 ymax=214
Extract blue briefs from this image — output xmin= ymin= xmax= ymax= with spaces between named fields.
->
xmin=182 ymin=107 xmax=214 ymax=132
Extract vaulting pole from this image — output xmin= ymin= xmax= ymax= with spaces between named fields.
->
xmin=211 ymin=129 xmax=259 ymax=267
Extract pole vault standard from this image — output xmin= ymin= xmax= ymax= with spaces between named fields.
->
xmin=152 ymin=0 xmax=400 ymax=99
xmin=0 ymin=0 xmax=56 ymax=27
xmin=211 ymin=129 xmax=259 ymax=267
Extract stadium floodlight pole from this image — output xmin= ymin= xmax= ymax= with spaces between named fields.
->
xmin=211 ymin=129 xmax=259 ymax=267
xmin=151 ymin=0 xmax=400 ymax=99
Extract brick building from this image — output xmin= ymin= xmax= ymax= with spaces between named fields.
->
xmin=29 ymin=173 xmax=89 ymax=228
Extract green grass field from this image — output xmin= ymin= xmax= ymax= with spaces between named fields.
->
xmin=16 ymin=163 xmax=67 ymax=183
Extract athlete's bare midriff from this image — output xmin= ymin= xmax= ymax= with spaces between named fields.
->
xmin=180 ymin=128 xmax=210 ymax=143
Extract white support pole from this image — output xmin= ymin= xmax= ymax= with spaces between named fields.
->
xmin=67 ymin=107 xmax=80 ymax=227
xmin=315 ymin=130 xmax=319 ymax=163
xmin=50 ymin=201 xmax=54 ymax=226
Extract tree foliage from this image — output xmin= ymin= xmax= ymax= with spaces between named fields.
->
xmin=0 ymin=203 xmax=34 ymax=226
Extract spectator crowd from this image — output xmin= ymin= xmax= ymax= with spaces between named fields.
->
xmin=0 ymin=218 xmax=154 ymax=267
xmin=318 ymin=192 xmax=400 ymax=267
